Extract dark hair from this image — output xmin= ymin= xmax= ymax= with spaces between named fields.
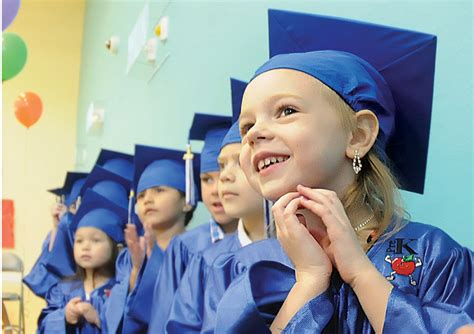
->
xmin=178 ymin=191 xmax=196 ymax=226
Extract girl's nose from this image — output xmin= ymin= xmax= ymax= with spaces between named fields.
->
xmin=219 ymin=166 xmax=235 ymax=183
xmin=246 ymin=122 xmax=273 ymax=147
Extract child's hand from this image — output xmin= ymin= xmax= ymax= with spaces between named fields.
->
xmin=296 ymin=185 xmax=374 ymax=287
xmin=124 ymin=224 xmax=146 ymax=271
xmin=143 ymin=224 xmax=155 ymax=258
xmin=51 ymin=203 xmax=67 ymax=228
xmin=273 ymin=192 xmax=332 ymax=293
xmin=77 ymin=302 xmax=100 ymax=328
xmin=65 ymin=297 xmax=82 ymax=325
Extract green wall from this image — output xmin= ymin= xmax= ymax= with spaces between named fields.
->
xmin=76 ymin=0 xmax=473 ymax=247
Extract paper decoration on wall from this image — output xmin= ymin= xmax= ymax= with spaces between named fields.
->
xmin=127 ymin=2 xmax=149 ymax=74
xmin=154 ymin=16 xmax=169 ymax=41
xmin=86 ymin=102 xmax=105 ymax=135
xmin=2 ymin=199 xmax=15 ymax=249
xmin=126 ymin=2 xmax=171 ymax=83
xmin=105 ymin=36 xmax=120 ymax=54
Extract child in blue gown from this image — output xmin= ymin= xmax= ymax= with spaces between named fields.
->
xmin=211 ymin=10 xmax=473 ymax=333
xmin=147 ymin=113 xmax=240 ymax=333
xmin=103 ymin=145 xmax=199 ymax=333
xmin=164 ymin=79 xmax=267 ymax=333
xmin=37 ymin=190 xmax=127 ymax=333
xmin=24 ymin=172 xmax=87 ymax=298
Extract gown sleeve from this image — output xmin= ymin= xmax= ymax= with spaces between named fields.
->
xmin=45 ymin=214 xmax=76 ymax=277
xmin=23 ymin=232 xmax=61 ymax=298
xmin=121 ymin=245 xmax=165 ymax=333
xmin=147 ymin=237 xmax=194 ymax=333
xmin=37 ymin=281 xmax=81 ymax=334
xmin=165 ymin=253 xmax=207 ymax=333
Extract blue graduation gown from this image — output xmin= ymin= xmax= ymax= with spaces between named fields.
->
xmin=147 ymin=223 xmax=224 ymax=334
xmin=46 ymin=213 xmax=76 ymax=277
xmin=121 ymin=244 xmax=165 ymax=333
xmin=165 ymin=233 xmax=242 ymax=333
xmin=37 ymin=278 xmax=116 ymax=334
xmin=23 ymin=232 xmax=60 ymax=298
xmin=214 ymin=222 xmax=474 ymax=333
xmin=102 ymin=248 xmax=133 ymax=334
xmin=201 ymin=238 xmax=291 ymax=333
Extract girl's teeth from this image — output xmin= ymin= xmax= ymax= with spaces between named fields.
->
xmin=271 ymin=157 xmax=277 ymax=163
xmin=277 ymin=157 xmax=284 ymax=162
xmin=258 ymin=160 xmax=265 ymax=170
xmin=264 ymin=158 xmax=271 ymax=166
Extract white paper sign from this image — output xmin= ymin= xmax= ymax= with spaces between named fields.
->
xmin=127 ymin=3 xmax=149 ymax=74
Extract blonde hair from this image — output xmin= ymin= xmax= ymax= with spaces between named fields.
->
xmin=321 ymin=83 xmax=407 ymax=241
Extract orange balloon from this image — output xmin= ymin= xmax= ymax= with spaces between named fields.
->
xmin=14 ymin=92 xmax=43 ymax=128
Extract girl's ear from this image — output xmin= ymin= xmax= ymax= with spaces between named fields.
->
xmin=346 ymin=109 xmax=379 ymax=159
xmin=183 ymin=203 xmax=193 ymax=213
xmin=117 ymin=243 xmax=124 ymax=253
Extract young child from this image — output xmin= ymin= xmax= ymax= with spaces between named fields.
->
xmin=213 ymin=10 xmax=473 ymax=333
xmin=37 ymin=189 xmax=127 ymax=333
xmin=45 ymin=150 xmax=134 ymax=278
xmin=164 ymin=78 xmax=267 ymax=333
xmin=147 ymin=113 xmax=239 ymax=333
xmin=24 ymin=172 xmax=88 ymax=298
xmin=104 ymin=145 xmax=199 ymax=333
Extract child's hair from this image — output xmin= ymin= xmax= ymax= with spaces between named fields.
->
xmin=69 ymin=236 xmax=121 ymax=282
xmin=319 ymin=82 xmax=407 ymax=240
xmin=178 ymin=190 xmax=195 ymax=226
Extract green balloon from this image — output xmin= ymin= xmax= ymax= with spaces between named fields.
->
xmin=2 ymin=32 xmax=28 ymax=81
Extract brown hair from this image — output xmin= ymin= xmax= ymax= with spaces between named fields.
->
xmin=321 ymin=83 xmax=407 ymax=241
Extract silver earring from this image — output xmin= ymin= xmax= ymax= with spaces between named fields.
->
xmin=353 ymin=149 xmax=362 ymax=174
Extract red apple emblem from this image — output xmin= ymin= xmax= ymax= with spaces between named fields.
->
xmin=391 ymin=254 xmax=416 ymax=276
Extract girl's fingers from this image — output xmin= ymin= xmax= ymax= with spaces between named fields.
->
xmin=70 ymin=297 xmax=82 ymax=304
xmin=273 ymin=192 xmax=300 ymax=235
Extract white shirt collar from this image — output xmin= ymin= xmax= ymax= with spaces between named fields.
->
xmin=237 ymin=219 xmax=253 ymax=247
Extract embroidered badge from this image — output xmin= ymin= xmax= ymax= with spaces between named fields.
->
xmin=104 ymin=289 xmax=111 ymax=297
xmin=385 ymin=254 xmax=422 ymax=286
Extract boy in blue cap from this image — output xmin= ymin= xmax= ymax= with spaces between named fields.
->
xmin=164 ymin=78 xmax=268 ymax=333
xmin=212 ymin=10 xmax=473 ymax=333
xmin=104 ymin=145 xmax=199 ymax=333
xmin=147 ymin=112 xmax=239 ymax=333
xmin=37 ymin=190 xmax=127 ymax=333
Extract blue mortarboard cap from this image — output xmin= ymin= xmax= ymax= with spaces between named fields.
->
xmin=95 ymin=149 xmax=134 ymax=181
xmin=48 ymin=172 xmax=88 ymax=202
xmin=188 ymin=113 xmax=232 ymax=173
xmin=133 ymin=145 xmax=200 ymax=201
xmin=263 ymin=9 xmax=436 ymax=194
xmin=80 ymin=165 xmax=130 ymax=209
xmin=48 ymin=187 xmax=65 ymax=197
xmin=221 ymin=78 xmax=248 ymax=150
xmin=71 ymin=189 xmax=127 ymax=243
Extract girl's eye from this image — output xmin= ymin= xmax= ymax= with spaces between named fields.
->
xmin=202 ymin=177 xmax=214 ymax=185
xmin=240 ymin=123 xmax=254 ymax=136
xmin=137 ymin=193 xmax=144 ymax=200
xmin=279 ymin=106 xmax=298 ymax=117
xmin=218 ymin=163 xmax=225 ymax=171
